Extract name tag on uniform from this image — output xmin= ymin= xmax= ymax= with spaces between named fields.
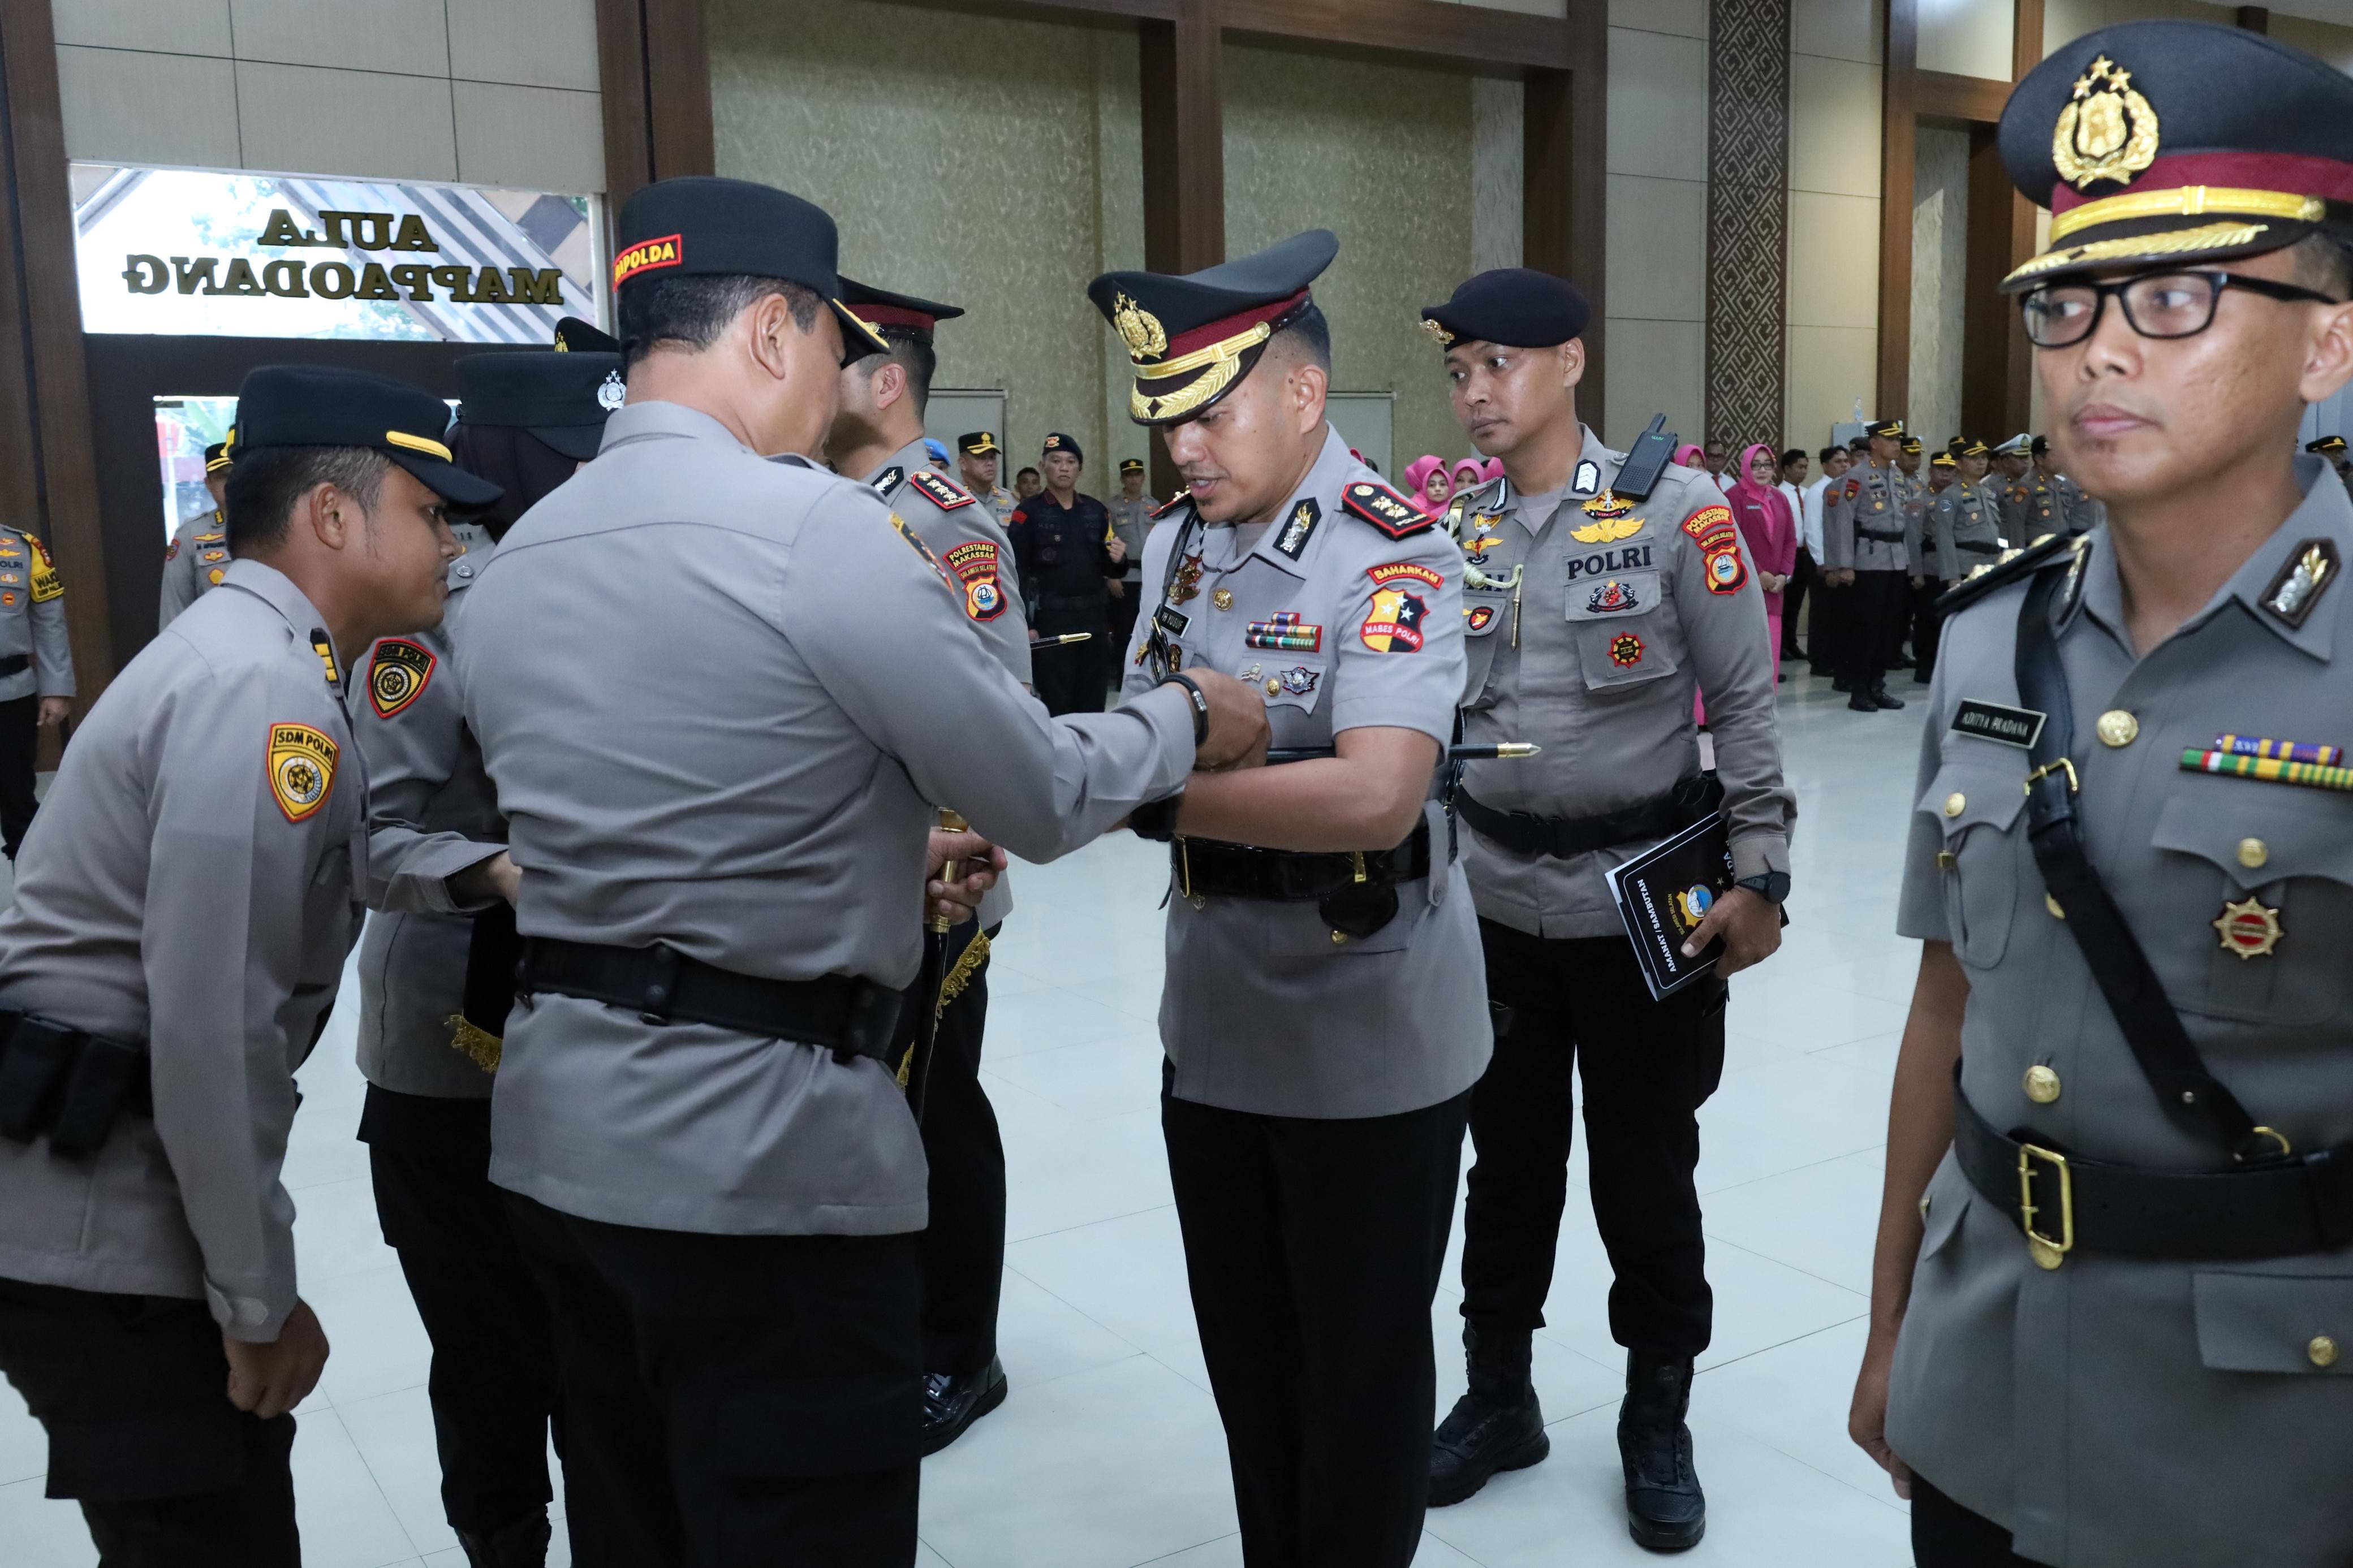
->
xmin=1952 ymin=699 xmax=2046 ymax=749
xmin=1154 ymin=604 xmax=1190 ymax=637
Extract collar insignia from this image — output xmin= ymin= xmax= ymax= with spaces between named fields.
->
xmin=2261 ymin=539 xmax=2338 ymax=629
xmin=1572 ymin=459 xmax=1601 ymax=495
xmin=1274 ymin=499 xmax=1321 ymax=561
xmin=870 ymin=466 xmax=905 ymax=498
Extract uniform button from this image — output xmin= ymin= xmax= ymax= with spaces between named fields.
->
xmin=2238 ymin=837 xmax=2269 ymax=870
xmin=454 ymin=561 xmax=475 ymax=580
xmin=1213 ymin=588 xmax=1233 ymax=611
xmin=2096 ymin=710 xmax=2138 ymax=748
xmin=2310 ymin=1334 xmax=2339 ymax=1368
xmin=1265 ymin=678 xmax=1279 ymax=695
xmin=1329 ymin=930 xmax=1348 ymax=945
xmin=1943 ymin=792 xmax=1966 ymax=818
xmin=2024 ymin=1064 xmax=2062 ymax=1103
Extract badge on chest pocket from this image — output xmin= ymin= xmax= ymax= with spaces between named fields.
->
xmin=1562 ymin=568 xmax=1674 ymax=688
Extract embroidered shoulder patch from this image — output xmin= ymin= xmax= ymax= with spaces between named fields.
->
xmin=1341 ymin=481 xmax=1433 ymax=538
xmin=26 ymin=536 xmax=61 ymax=602
xmin=943 ymin=539 xmax=1007 ymax=621
xmin=163 ymin=539 xmax=180 ymax=562
xmin=1368 ymin=561 xmax=1443 ymax=590
xmin=1360 ymin=563 xmax=1441 ymax=653
xmin=267 ymin=723 xmax=339 ymax=823
xmin=1680 ymin=504 xmax=1736 ymax=547
xmin=1844 ymin=477 xmax=1862 ymax=500
xmin=368 ymin=638 xmax=436 ymax=719
xmin=887 ymin=511 xmax=959 ymax=598
xmin=911 ymin=470 xmax=976 ymax=512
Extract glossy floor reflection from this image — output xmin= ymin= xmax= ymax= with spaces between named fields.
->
xmin=1 ymin=660 xmax=1926 ymax=1566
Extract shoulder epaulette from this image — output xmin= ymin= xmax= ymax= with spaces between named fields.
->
xmin=1152 ymin=489 xmax=1192 ymax=520
xmin=1341 ymin=480 xmax=1433 ymax=539
xmin=1934 ymin=532 xmax=2080 ymax=617
xmin=910 ymin=470 xmax=975 ymax=511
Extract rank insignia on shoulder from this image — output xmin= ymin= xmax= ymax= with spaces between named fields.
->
xmin=1342 ymin=481 xmax=1432 ymax=538
xmin=911 ymin=470 xmax=976 ymax=512
xmin=886 ymin=511 xmax=958 ymax=597
xmin=1572 ymin=459 xmax=1601 ymax=495
xmin=368 ymin=638 xmax=436 ymax=719
xmin=870 ymin=466 xmax=905 ymax=498
xmin=267 ymin=722 xmax=339 ymax=823
xmin=1274 ymin=499 xmax=1321 ymax=560
xmin=1152 ymin=489 xmax=1193 ymax=520
xmin=944 ymin=539 xmax=1006 ymax=621
xmin=2261 ymin=539 xmax=2338 ymax=629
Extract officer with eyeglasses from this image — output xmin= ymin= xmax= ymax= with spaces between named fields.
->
xmin=1847 ymin=21 xmax=2353 ymax=1567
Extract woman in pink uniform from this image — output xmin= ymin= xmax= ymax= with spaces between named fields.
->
xmin=1726 ymin=442 xmax=1798 ymax=679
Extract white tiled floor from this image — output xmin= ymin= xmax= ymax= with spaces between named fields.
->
xmin=1 ymin=660 xmax=1928 ymax=1566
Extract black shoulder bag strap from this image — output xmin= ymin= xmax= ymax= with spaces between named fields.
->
xmin=2014 ymin=561 xmax=2280 ymax=1161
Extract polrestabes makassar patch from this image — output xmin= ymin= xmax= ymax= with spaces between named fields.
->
xmin=1951 ymin=698 xmax=2046 ymax=750
xmin=912 ymin=470 xmax=975 ymax=511
xmin=1342 ymin=481 xmax=1433 ymax=539
xmin=1274 ymin=499 xmax=1320 ymax=560
xmin=369 ymin=638 xmax=436 ymax=719
xmin=2261 ymin=538 xmax=2339 ymax=630
xmin=268 ymin=722 xmax=339 ymax=823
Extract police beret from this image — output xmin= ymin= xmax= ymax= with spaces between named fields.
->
xmin=553 ymin=316 xmax=619 ymax=355
xmin=232 ymin=365 xmax=501 ymax=508
xmin=1419 ymin=269 xmax=1591 ymax=351
xmin=1042 ymin=432 xmax=1083 ymax=462
xmin=2000 ymin=20 xmax=2353 ymax=290
xmin=1119 ymin=457 xmax=1145 ymax=474
xmin=1089 ymin=230 xmax=1337 ymax=426
xmin=958 ymin=431 xmax=1001 ymax=456
xmin=456 ymin=350 xmax=624 ymax=463
xmin=203 ymin=440 xmax=231 ymax=473
xmin=2309 ymin=434 xmax=2348 ymax=455
xmin=840 ymin=278 xmax=963 ymax=339
xmin=1864 ymin=418 xmax=1904 ymax=439
xmin=610 ymin=176 xmax=886 ymax=362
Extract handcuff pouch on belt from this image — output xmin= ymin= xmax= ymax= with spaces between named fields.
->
xmin=0 ymin=1011 xmax=152 ymax=1157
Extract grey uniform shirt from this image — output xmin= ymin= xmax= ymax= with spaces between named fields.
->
xmin=972 ymin=482 xmax=1018 ymax=532
xmin=459 ymin=401 xmax=1195 ymax=1237
xmin=1887 ymin=462 xmax=2353 ymax=1567
xmin=1121 ymin=427 xmax=1488 ymax=1120
xmin=863 ymin=439 xmax=1032 ymax=931
xmin=1923 ymin=477 xmax=2005 ymax=585
xmin=0 ymin=560 xmax=364 ymax=1339
xmin=1823 ymin=460 xmax=1910 ymax=573
xmin=0 ymin=524 xmax=74 ymax=703
xmin=355 ymin=546 xmax=508 ymax=1100
xmin=158 ymin=510 xmax=232 ymax=629
xmin=1454 ymin=428 xmax=1793 ymax=939
xmin=1107 ymin=493 xmax=1157 ymax=585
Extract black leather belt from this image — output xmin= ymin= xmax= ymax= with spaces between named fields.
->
xmin=1857 ymin=528 xmax=1907 ymax=543
xmin=1957 ymin=539 xmax=2003 ymax=555
xmin=1174 ymin=822 xmax=1430 ymax=901
xmin=0 ymin=1012 xmax=151 ymax=1157
xmin=1459 ymin=774 xmax=1722 ymax=860
xmin=1953 ymin=1086 xmax=2353 ymax=1263
xmin=0 ymin=656 xmax=28 ymax=677
xmin=516 ymin=939 xmax=904 ymax=1066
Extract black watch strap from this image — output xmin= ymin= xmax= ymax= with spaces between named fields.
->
xmin=1162 ymin=673 xmax=1209 ymax=747
xmin=1736 ymin=870 xmax=1790 ymax=905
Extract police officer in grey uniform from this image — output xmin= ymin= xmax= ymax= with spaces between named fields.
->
xmin=1822 ymin=418 xmax=1911 ymax=710
xmin=160 ymin=439 xmax=234 ymax=628
xmin=1103 ymin=230 xmax=1487 ymax=1568
xmin=833 ymin=276 xmax=1031 ymax=1452
xmin=456 ymin=176 xmax=1265 ymax=1568
xmin=0 ymin=512 xmax=73 ymax=859
xmin=1850 ymin=24 xmax=2353 ymax=1565
xmin=1991 ymin=434 xmax=2037 ymax=539
xmin=355 ymin=345 xmax=621 ymax=1568
xmin=0 ymin=365 xmax=493 ymax=1566
xmin=1891 ymin=434 xmax=1932 ymax=671
xmin=1416 ymin=269 xmax=1794 ymax=1551
xmin=1107 ymin=454 xmax=1156 ymax=663
xmin=1910 ymin=448 xmax=2005 ymax=685
xmin=956 ymin=429 xmax=1019 ymax=528
xmin=2032 ymin=436 xmax=2097 ymax=533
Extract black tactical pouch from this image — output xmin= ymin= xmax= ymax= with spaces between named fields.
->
xmin=48 ymin=1034 xmax=148 ymax=1157
xmin=1317 ymin=881 xmax=1400 ymax=941
xmin=0 ymin=1014 xmax=70 ymax=1143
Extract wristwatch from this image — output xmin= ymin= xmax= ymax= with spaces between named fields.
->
xmin=1162 ymin=673 xmax=1210 ymax=747
xmin=1735 ymin=870 xmax=1791 ymax=905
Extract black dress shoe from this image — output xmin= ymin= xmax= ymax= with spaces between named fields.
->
xmin=456 ymin=1514 xmax=551 ymax=1568
xmin=1847 ymin=693 xmax=1878 ymax=711
xmin=1831 ymin=678 xmax=1854 ymax=693
xmin=921 ymin=1355 xmax=1009 ymax=1456
xmin=1620 ymin=1352 xmax=1704 ymax=1552
xmin=1872 ymin=688 xmax=1907 ymax=710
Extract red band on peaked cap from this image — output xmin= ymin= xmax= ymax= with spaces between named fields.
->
xmin=1151 ymin=290 xmax=1312 ymax=366
xmin=853 ymin=303 xmax=940 ymax=330
xmin=2049 ymin=150 xmax=2353 ymax=215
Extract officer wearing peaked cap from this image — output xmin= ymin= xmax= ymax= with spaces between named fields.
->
xmin=455 ymin=175 xmax=1265 ymax=1567
xmin=1911 ymin=437 xmax=2004 ymax=686
xmin=2032 ymin=434 xmax=2100 ymax=533
xmin=1849 ymin=22 xmax=2353 ymax=1567
xmin=956 ymin=429 xmax=1019 ymax=526
xmin=831 ymin=274 xmax=1030 ymax=1455
xmin=1822 ymin=417 xmax=1912 ymax=709
xmin=160 ymin=437 xmax=235 ymax=628
xmin=0 ymin=365 xmax=493 ymax=1566
xmin=1101 ymin=230 xmax=1487 ymax=1567
xmin=2307 ymin=431 xmax=2353 ymax=494
xmin=352 ymin=340 xmax=621 ymax=1568
xmin=1417 ymin=266 xmax=1793 ymax=1551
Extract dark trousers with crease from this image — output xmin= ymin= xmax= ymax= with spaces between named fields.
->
xmin=0 ymin=693 xmax=41 ymax=857
xmin=0 ymin=1278 xmax=299 ymax=1567
xmin=1031 ymin=604 xmax=1108 ymax=715
xmin=916 ymin=922 xmax=1006 ymax=1375
xmin=1781 ymin=547 xmax=1815 ymax=658
xmin=1909 ymin=576 xmax=1950 ymax=684
xmin=1911 ymin=1475 xmax=2054 ymax=1566
xmin=1838 ymin=570 xmax=1907 ymax=696
xmin=1458 ymin=922 xmax=1726 ymax=1359
xmin=503 ymin=1194 xmax=922 ymax=1568
xmin=1163 ymin=1067 xmax=1469 ymax=1568
xmin=361 ymin=1086 xmax=559 ymax=1541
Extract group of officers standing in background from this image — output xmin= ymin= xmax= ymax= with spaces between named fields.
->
xmin=5 ymin=18 xmax=2353 ymax=1568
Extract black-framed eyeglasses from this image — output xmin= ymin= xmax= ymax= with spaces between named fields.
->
xmin=2019 ymin=270 xmax=2343 ymax=349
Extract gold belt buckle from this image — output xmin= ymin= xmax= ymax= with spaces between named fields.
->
xmin=2017 ymin=1142 xmax=2074 ymax=1270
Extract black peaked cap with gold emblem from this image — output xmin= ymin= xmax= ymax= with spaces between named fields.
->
xmin=1089 ymin=230 xmax=1338 ymax=426
xmin=1864 ymin=418 xmax=1904 ymax=439
xmin=840 ymin=278 xmax=963 ymax=341
xmin=553 ymin=315 xmax=619 ymax=354
xmin=2309 ymin=434 xmax=2348 ymax=455
xmin=204 ymin=440 xmax=231 ymax=472
xmin=234 ymin=365 xmax=501 ymax=508
xmin=2001 ymin=20 xmax=2353 ymax=290
xmin=610 ymin=176 xmax=887 ymax=364
xmin=456 ymin=350 xmax=624 ymax=462
xmin=1420 ymin=268 xmax=1591 ymax=350
xmin=957 ymin=430 xmax=1001 ymax=456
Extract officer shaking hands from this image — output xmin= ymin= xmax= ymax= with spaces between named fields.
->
xmin=1851 ymin=22 xmax=2353 ymax=1567
xmin=1419 ymin=269 xmax=1794 ymax=1551
xmin=455 ymin=176 xmax=1264 ymax=1568
xmin=1105 ymin=230 xmax=1488 ymax=1568
xmin=0 ymin=365 xmax=494 ymax=1566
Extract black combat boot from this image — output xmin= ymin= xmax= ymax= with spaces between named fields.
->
xmin=1428 ymin=1328 xmax=1549 ymax=1506
xmin=455 ymin=1513 xmax=550 ymax=1568
xmin=1619 ymin=1351 xmax=1704 ymax=1552
xmin=920 ymin=1354 xmax=1009 ymax=1455
xmin=1871 ymin=684 xmax=1907 ymax=710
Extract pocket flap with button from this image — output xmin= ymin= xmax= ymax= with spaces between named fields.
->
xmin=2192 ymin=1272 xmax=2353 ymax=1373
xmin=1916 ymin=762 xmax=2027 ymax=839
xmin=1918 ymin=1154 xmax=1972 ymax=1262
xmin=1919 ymin=762 xmax=2026 ymax=967
xmin=2152 ymin=793 xmax=2353 ymax=887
